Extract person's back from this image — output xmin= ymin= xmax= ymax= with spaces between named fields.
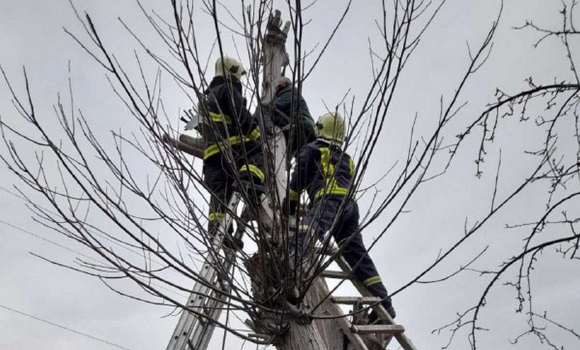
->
xmin=288 ymin=139 xmax=355 ymax=203
xmin=201 ymin=64 xmax=260 ymax=160
xmin=272 ymin=77 xmax=316 ymax=155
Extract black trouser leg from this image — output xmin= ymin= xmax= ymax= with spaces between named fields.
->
xmin=204 ymin=155 xmax=234 ymax=236
xmin=235 ymin=141 xmax=265 ymax=208
xmin=333 ymin=201 xmax=395 ymax=316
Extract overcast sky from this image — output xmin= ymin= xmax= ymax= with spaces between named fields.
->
xmin=1 ymin=1 xmax=579 ymax=350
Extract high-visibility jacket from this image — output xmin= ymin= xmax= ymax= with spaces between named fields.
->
xmin=200 ymin=76 xmax=261 ymax=160
xmin=288 ymin=140 xmax=356 ymax=202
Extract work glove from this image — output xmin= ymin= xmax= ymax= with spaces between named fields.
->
xmin=262 ymin=110 xmax=276 ymax=136
xmin=183 ymin=108 xmax=203 ymax=134
xmin=281 ymin=197 xmax=298 ymax=217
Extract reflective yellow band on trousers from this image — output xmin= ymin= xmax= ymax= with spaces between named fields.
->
xmin=203 ymin=128 xmax=261 ymax=159
xmin=288 ymin=188 xmax=300 ymax=201
xmin=239 ymin=164 xmax=265 ymax=183
xmin=363 ymin=276 xmax=382 ymax=286
xmin=208 ymin=212 xmax=226 ymax=221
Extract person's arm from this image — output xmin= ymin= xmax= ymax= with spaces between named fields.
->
xmin=348 ymin=155 xmax=355 ymax=178
xmin=272 ymin=86 xmax=291 ymax=127
xmin=288 ymin=145 xmax=315 ymax=200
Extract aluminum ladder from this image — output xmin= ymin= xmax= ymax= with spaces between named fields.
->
xmin=321 ymin=251 xmax=418 ymax=350
xmin=165 ymin=192 xmax=243 ymax=350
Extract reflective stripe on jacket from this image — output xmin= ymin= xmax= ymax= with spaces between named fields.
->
xmin=201 ymin=76 xmax=259 ymax=159
xmin=203 ymin=127 xmax=261 ymax=159
xmin=288 ymin=140 xmax=355 ymax=202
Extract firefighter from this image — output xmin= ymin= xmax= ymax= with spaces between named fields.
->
xmin=201 ymin=56 xmax=265 ymax=238
xmin=282 ymin=111 xmax=396 ymax=319
xmin=271 ymin=77 xmax=316 ymax=156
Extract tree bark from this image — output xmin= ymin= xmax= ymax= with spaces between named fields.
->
xmin=245 ymin=252 xmax=383 ymax=350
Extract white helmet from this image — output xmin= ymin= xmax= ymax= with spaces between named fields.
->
xmin=215 ymin=56 xmax=246 ymax=81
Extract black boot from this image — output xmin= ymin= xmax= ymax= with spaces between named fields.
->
xmin=368 ymin=302 xmax=396 ymax=324
xmin=223 ymin=233 xmax=244 ymax=250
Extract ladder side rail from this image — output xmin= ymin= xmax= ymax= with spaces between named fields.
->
xmin=166 ymin=193 xmax=242 ymax=350
xmin=333 ymin=255 xmax=418 ymax=350
xmin=188 ymin=249 xmax=237 ymax=349
xmin=168 ymin=253 xmax=236 ymax=350
xmin=335 ymin=316 xmax=371 ymax=350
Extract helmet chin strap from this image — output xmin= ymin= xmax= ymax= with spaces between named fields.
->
xmin=317 ymin=137 xmax=342 ymax=147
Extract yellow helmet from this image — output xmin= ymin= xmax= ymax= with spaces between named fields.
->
xmin=315 ymin=112 xmax=345 ymax=143
xmin=214 ymin=56 xmax=246 ymax=81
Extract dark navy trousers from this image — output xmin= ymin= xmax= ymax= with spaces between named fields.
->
xmin=298 ymin=196 xmax=393 ymax=310
xmin=203 ymin=142 xmax=264 ymax=235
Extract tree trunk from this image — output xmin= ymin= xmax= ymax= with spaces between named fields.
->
xmin=245 ymin=252 xmax=383 ymax=350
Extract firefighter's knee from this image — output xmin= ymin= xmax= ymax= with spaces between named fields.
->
xmin=239 ymin=164 xmax=265 ymax=185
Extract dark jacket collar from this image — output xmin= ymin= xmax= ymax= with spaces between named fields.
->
xmin=209 ymin=76 xmax=242 ymax=94
xmin=315 ymin=138 xmax=343 ymax=149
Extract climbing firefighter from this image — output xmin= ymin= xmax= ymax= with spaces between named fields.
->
xmin=200 ymin=56 xmax=265 ymax=238
xmin=282 ymin=111 xmax=396 ymax=319
xmin=271 ymin=76 xmax=316 ymax=156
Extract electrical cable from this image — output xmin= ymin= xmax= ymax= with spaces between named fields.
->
xmin=0 ymin=218 xmax=99 ymax=264
xmin=0 ymin=303 xmax=133 ymax=350
xmin=0 ymin=218 xmax=189 ymax=299
xmin=0 ymin=185 xmax=175 ymax=269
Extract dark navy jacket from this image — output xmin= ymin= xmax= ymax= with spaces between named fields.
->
xmin=273 ymin=85 xmax=315 ymax=134
xmin=288 ymin=140 xmax=355 ymax=202
xmin=201 ymin=76 xmax=260 ymax=159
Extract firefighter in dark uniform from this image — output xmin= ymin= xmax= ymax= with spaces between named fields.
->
xmin=201 ymin=56 xmax=264 ymax=236
xmin=271 ymin=77 xmax=316 ymax=157
xmin=282 ymin=112 xmax=396 ymax=319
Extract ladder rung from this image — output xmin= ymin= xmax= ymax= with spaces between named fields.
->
xmin=247 ymin=333 xmax=271 ymax=340
xmin=351 ymin=324 xmax=405 ymax=335
xmin=331 ymin=296 xmax=381 ymax=305
xmin=315 ymin=247 xmax=338 ymax=256
xmin=320 ymin=270 xmax=352 ymax=280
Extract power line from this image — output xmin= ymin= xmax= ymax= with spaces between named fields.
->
xmin=0 ymin=303 xmax=133 ymax=350
xmin=0 ymin=185 xmax=172 ymax=269
xmin=0 ymin=185 xmax=206 ymax=299
xmin=0 ymin=186 xmax=192 ymax=298
xmin=0 ymin=186 xmax=27 ymax=202
xmin=0 ymin=218 xmax=100 ymax=264
xmin=0 ymin=218 xmax=190 ymax=299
